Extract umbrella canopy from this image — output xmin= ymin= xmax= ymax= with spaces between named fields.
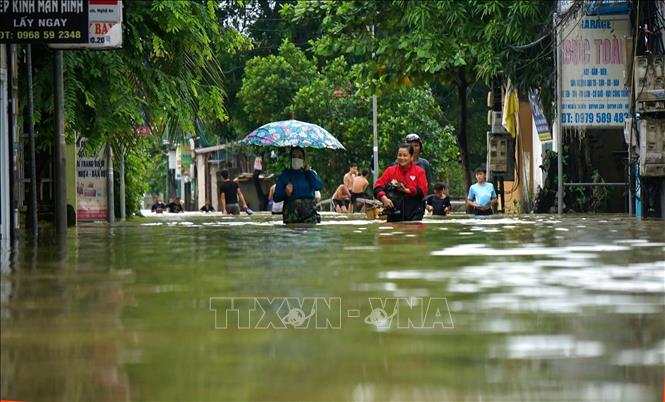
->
xmin=241 ymin=119 xmax=345 ymax=150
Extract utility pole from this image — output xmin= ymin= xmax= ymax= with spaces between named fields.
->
xmin=119 ymin=145 xmax=126 ymax=220
xmin=107 ymin=143 xmax=114 ymax=224
xmin=555 ymin=13 xmax=564 ymax=215
xmin=371 ymin=24 xmax=379 ymax=185
xmin=0 ymin=45 xmax=10 ymax=242
xmin=54 ymin=50 xmax=67 ymax=233
xmin=372 ymin=95 xmax=378 ymax=185
xmin=27 ymin=45 xmax=38 ymax=237
xmin=7 ymin=45 xmax=16 ymax=240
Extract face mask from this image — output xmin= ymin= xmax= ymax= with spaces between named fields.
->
xmin=291 ymin=158 xmax=304 ymax=170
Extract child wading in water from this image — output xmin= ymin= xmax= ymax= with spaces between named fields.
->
xmin=466 ymin=167 xmax=497 ymax=215
xmin=426 ymin=183 xmax=452 ymax=216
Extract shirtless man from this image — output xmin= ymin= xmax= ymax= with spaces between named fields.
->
xmin=343 ymin=163 xmax=358 ymax=192
xmin=332 ymin=184 xmax=352 ymax=213
xmin=350 ymin=168 xmax=370 ymax=212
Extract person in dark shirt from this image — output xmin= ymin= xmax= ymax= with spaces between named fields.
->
xmin=273 ymin=146 xmax=323 ymax=224
xmin=426 ymin=183 xmax=452 ymax=216
xmin=151 ymin=197 xmax=166 ymax=213
xmin=167 ymin=197 xmax=184 ymax=213
xmin=219 ymin=170 xmax=248 ymax=215
xmin=200 ymin=201 xmax=215 ymax=213
xmin=405 ymin=133 xmax=433 ymax=193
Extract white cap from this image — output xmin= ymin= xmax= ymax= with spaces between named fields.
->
xmin=405 ymin=133 xmax=421 ymax=142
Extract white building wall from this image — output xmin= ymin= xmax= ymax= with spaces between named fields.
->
xmin=196 ymin=154 xmax=206 ymax=209
xmin=210 ymin=166 xmax=219 ymax=211
xmin=532 ymin=118 xmax=545 ymax=191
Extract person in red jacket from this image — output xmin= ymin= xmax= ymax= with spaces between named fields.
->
xmin=374 ymin=143 xmax=428 ymax=222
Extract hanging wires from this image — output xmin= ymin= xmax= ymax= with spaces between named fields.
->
xmin=507 ymin=0 xmax=584 ymax=51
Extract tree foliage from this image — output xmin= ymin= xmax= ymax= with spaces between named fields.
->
xmin=289 ymin=57 xmax=461 ymax=196
xmin=291 ymin=0 xmax=553 ymax=90
xmin=23 ymin=0 xmax=538 ymax=216
xmin=87 ymin=0 xmax=239 ymax=143
xmin=211 ymin=0 xmax=323 ymax=142
xmin=288 ymin=0 xmax=555 ymax=188
xmin=23 ymin=0 xmax=250 ymax=216
xmin=238 ymin=40 xmax=317 ymax=127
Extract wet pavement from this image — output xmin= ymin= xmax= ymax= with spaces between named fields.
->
xmin=1 ymin=213 xmax=664 ymax=401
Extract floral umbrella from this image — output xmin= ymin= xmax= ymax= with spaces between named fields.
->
xmin=241 ymin=119 xmax=345 ymax=150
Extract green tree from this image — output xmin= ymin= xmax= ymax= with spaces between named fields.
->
xmin=291 ymin=57 xmax=460 ymax=196
xmin=238 ymin=39 xmax=317 ymax=127
xmin=63 ymin=1 xmax=236 ymax=143
xmin=289 ymin=0 xmax=555 ymax=189
xmin=24 ymin=1 xmax=244 ymax=216
xmin=211 ymin=0 xmax=323 ymax=142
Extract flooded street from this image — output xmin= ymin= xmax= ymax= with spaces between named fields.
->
xmin=1 ymin=214 xmax=664 ymax=401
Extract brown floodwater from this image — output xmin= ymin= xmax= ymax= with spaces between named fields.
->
xmin=1 ymin=213 xmax=664 ymax=401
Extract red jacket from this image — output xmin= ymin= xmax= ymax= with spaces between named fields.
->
xmin=374 ymin=163 xmax=428 ymax=199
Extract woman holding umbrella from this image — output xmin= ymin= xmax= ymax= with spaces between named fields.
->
xmin=273 ymin=146 xmax=323 ymax=224
xmin=242 ymin=119 xmax=344 ymax=222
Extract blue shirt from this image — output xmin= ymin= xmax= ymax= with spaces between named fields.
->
xmin=273 ymin=169 xmax=323 ymax=202
xmin=467 ymin=182 xmax=497 ymax=207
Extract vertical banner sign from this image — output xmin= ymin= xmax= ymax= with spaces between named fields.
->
xmin=175 ymin=145 xmax=182 ymax=180
xmin=77 ymin=147 xmax=108 ymax=220
xmin=528 ymin=89 xmax=552 ymax=141
xmin=181 ymin=143 xmax=192 ymax=177
xmin=560 ymin=14 xmax=630 ymax=127
xmin=0 ymin=0 xmax=89 ymax=43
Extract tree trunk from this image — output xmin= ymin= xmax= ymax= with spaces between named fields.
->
xmin=457 ymin=72 xmax=472 ymax=191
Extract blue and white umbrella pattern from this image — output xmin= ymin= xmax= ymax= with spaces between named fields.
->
xmin=242 ymin=119 xmax=345 ymax=150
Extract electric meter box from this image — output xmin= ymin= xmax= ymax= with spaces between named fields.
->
xmin=638 ymin=119 xmax=665 ymax=177
xmin=487 ymin=132 xmax=514 ymax=180
xmin=634 ymin=55 xmax=665 ymax=113
xmin=487 ymin=111 xmax=507 ymax=134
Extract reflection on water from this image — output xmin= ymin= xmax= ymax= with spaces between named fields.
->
xmin=1 ymin=214 xmax=664 ymax=401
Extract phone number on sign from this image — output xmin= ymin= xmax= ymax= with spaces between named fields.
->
xmin=561 ymin=112 xmax=629 ymax=125
xmin=0 ymin=30 xmax=82 ymax=40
